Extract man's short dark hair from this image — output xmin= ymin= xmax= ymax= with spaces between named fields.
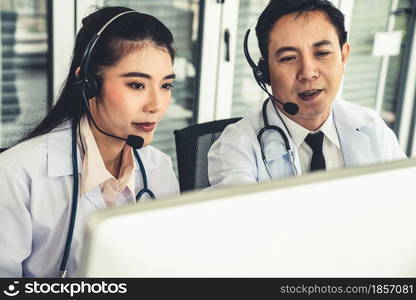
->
xmin=255 ymin=0 xmax=347 ymax=59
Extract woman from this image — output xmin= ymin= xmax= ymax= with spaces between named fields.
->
xmin=0 ymin=6 xmax=179 ymax=277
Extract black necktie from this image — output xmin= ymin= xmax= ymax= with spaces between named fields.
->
xmin=305 ymin=131 xmax=326 ymax=171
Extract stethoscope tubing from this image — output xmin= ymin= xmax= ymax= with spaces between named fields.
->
xmin=258 ymin=99 xmax=299 ymax=179
xmin=59 ymin=119 xmax=154 ymax=277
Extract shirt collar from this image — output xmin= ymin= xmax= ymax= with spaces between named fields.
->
xmin=275 ymin=107 xmax=340 ymax=149
xmin=78 ymin=116 xmax=135 ymax=196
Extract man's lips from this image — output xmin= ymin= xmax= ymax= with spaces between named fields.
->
xmin=132 ymin=122 xmax=156 ymax=132
xmin=298 ymin=89 xmax=323 ymax=101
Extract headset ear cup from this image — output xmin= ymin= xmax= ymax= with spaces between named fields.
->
xmin=84 ymin=74 xmax=99 ymax=99
xmin=73 ymin=78 xmax=84 ymax=97
xmin=258 ymin=59 xmax=270 ymax=85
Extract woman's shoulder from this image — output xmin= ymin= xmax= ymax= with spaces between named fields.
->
xmin=0 ymin=123 xmax=72 ymax=174
xmin=139 ymin=145 xmax=172 ymax=165
xmin=0 ymin=135 xmax=47 ymax=169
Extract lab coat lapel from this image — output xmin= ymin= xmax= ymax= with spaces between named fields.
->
xmin=47 ymin=122 xmax=106 ymax=209
xmin=333 ymin=100 xmax=372 ymax=167
xmin=48 ymin=122 xmax=82 ymax=177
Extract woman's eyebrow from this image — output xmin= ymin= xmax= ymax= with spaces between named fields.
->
xmin=120 ymin=72 xmax=151 ymax=79
xmin=119 ymin=72 xmax=176 ymax=80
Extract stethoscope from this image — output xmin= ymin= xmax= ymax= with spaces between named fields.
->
xmin=58 ymin=120 xmax=155 ymax=277
xmin=243 ymin=26 xmax=299 ymax=180
xmin=258 ymin=98 xmax=299 ymax=179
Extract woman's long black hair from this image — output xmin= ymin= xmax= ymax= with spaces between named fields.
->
xmin=21 ymin=6 xmax=175 ymax=142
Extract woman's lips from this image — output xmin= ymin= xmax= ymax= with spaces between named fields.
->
xmin=132 ymin=122 xmax=156 ymax=132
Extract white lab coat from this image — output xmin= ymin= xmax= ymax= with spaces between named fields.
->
xmin=0 ymin=121 xmax=179 ymax=277
xmin=208 ymin=98 xmax=406 ymax=187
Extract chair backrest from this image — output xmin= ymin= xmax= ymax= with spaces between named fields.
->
xmin=174 ymin=117 xmax=242 ymax=192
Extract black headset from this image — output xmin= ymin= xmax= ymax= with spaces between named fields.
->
xmin=73 ymin=10 xmax=145 ymax=149
xmin=243 ymin=28 xmax=299 ymax=115
xmin=243 ymin=32 xmax=270 ymax=85
xmin=74 ymin=10 xmax=139 ymax=100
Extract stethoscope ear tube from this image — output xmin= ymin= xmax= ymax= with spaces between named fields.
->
xmin=59 ymin=120 xmax=80 ymax=277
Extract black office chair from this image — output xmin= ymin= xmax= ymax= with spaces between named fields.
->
xmin=174 ymin=117 xmax=242 ymax=192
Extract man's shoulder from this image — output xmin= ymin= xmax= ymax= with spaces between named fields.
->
xmin=333 ymin=98 xmax=380 ymax=126
xmin=225 ymin=106 xmax=263 ymax=134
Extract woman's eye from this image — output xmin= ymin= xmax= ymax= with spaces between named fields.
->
xmin=161 ymin=83 xmax=174 ymax=90
xmin=128 ymin=82 xmax=145 ymax=90
xmin=279 ymin=56 xmax=296 ymax=63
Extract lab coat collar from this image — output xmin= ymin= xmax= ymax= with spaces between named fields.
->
xmin=47 ymin=121 xmax=82 ymax=177
xmin=135 ymin=146 xmax=158 ymax=172
xmin=83 ymin=186 xmax=106 ymax=210
xmin=275 ymin=104 xmax=340 ymax=149
xmin=260 ymin=98 xmax=376 ymax=172
xmin=332 ymin=99 xmax=372 ymax=167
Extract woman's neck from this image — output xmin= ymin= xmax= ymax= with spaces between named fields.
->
xmin=88 ymin=119 xmax=125 ymax=178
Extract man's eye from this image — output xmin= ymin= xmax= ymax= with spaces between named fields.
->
xmin=161 ymin=83 xmax=174 ymax=90
xmin=128 ymin=82 xmax=145 ymax=89
xmin=279 ymin=56 xmax=296 ymax=63
xmin=316 ymin=51 xmax=331 ymax=57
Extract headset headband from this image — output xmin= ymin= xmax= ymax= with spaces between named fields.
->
xmin=79 ymin=10 xmax=139 ymax=79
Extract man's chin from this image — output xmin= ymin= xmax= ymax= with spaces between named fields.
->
xmin=296 ymin=111 xmax=327 ymax=119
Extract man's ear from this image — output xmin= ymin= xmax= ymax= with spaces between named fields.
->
xmin=341 ymin=43 xmax=350 ymax=66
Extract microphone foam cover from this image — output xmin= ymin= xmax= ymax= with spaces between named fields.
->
xmin=126 ymin=135 xmax=144 ymax=149
xmin=283 ymin=102 xmax=299 ymax=115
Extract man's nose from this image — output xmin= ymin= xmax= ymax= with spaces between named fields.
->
xmin=296 ymin=57 xmax=319 ymax=81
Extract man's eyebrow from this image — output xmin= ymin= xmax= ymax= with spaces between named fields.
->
xmin=119 ymin=72 xmax=176 ymax=80
xmin=275 ymin=46 xmax=298 ymax=56
xmin=313 ymin=40 xmax=332 ymax=47
xmin=274 ymin=40 xmax=333 ymax=56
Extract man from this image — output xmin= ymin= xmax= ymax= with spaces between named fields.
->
xmin=208 ymin=0 xmax=406 ymax=187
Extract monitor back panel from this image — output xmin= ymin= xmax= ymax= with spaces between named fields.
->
xmin=81 ymin=159 xmax=416 ymax=277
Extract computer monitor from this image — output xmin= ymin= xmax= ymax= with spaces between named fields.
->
xmin=80 ymin=158 xmax=416 ymax=277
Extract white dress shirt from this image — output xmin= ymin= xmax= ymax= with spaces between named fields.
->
xmin=276 ymin=107 xmax=345 ymax=172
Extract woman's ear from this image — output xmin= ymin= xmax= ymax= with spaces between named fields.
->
xmin=75 ymin=66 xmax=81 ymax=77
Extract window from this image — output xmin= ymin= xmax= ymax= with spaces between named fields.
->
xmin=343 ymin=0 xmax=414 ymax=129
xmin=231 ymin=0 xmax=268 ymax=118
xmin=0 ymin=0 xmax=49 ymax=147
xmin=98 ymin=0 xmax=202 ymax=174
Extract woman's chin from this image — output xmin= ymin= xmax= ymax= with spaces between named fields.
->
xmin=141 ymin=133 xmax=154 ymax=147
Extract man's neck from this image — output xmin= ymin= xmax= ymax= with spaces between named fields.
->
xmin=275 ymin=103 xmax=329 ymax=131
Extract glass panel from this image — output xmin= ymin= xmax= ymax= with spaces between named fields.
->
xmin=101 ymin=0 xmax=201 ymax=174
xmin=0 ymin=0 xmax=48 ymax=147
xmin=231 ymin=0 xmax=268 ymax=118
xmin=382 ymin=0 xmax=413 ymax=128
xmin=344 ymin=0 xmax=413 ymax=128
